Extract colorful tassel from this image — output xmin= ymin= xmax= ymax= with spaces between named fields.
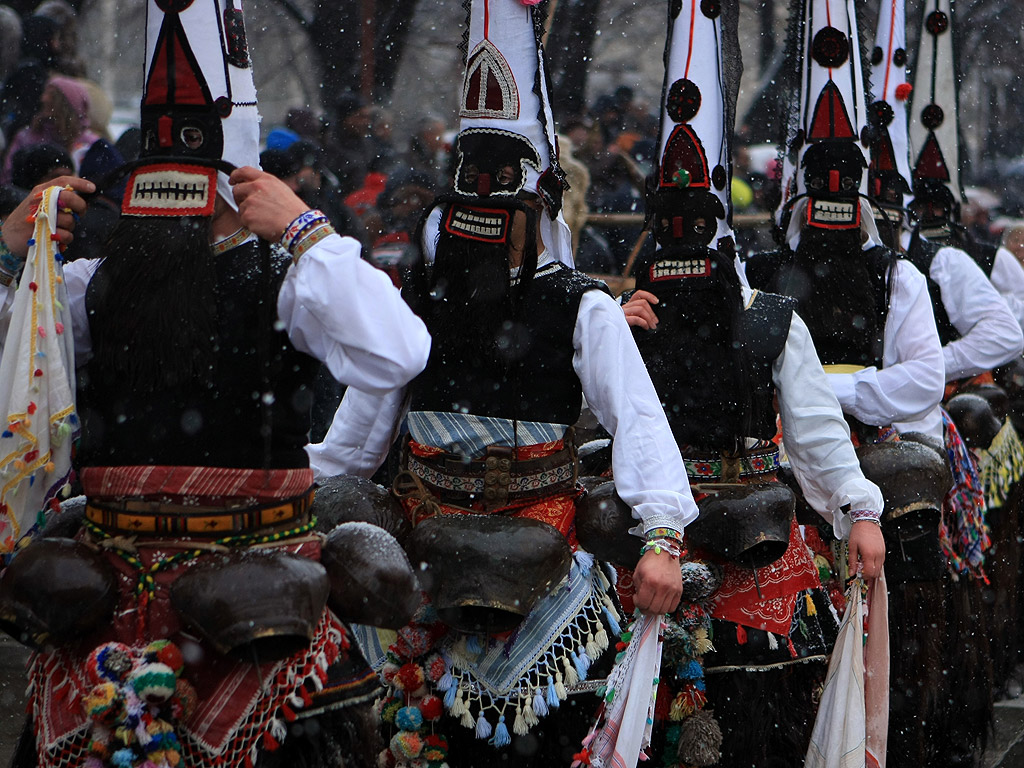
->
xmin=489 ymin=715 xmax=511 ymax=748
xmin=475 ymin=712 xmax=492 ymax=739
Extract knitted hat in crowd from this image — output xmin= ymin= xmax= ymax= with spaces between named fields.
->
xmin=126 ymin=0 xmax=260 ymax=216
xmin=443 ymin=0 xmax=574 ymax=266
xmin=867 ymin=0 xmax=913 ymax=221
xmin=646 ymin=0 xmax=739 ymax=257
xmin=908 ymin=0 xmax=964 ymax=237
xmin=776 ymin=0 xmax=872 ymax=232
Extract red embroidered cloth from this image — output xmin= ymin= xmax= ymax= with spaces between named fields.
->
xmin=710 ymin=518 xmax=821 ymax=635
xmin=80 ymin=465 xmax=314 ymax=505
xmin=29 ymin=536 xmax=345 ymax=768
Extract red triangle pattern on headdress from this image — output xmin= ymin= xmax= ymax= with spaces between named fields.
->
xmin=461 ymin=40 xmax=519 ymax=120
xmin=914 ymin=132 xmax=950 ymax=181
xmin=871 ymin=129 xmax=897 ymax=172
xmin=808 ymin=81 xmax=856 ymax=140
xmin=143 ymin=13 xmax=212 ymax=108
xmin=659 ymin=124 xmax=710 ymax=189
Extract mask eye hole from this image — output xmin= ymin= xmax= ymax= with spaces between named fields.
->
xmin=463 ymin=164 xmax=479 ymax=185
xmin=842 ymin=176 xmax=857 ymax=190
xmin=808 ymin=176 xmax=823 ymax=191
xmin=181 ymin=127 xmax=204 ymax=150
xmin=496 ymin=165 xmax=515 ymax=186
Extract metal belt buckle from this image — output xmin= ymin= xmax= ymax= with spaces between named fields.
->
xmin=483 ymin=446 xmax=513 ymax=509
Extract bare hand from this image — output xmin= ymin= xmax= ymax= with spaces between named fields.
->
xmin=632 ymin=549 xmax=683 ymax=615
xmin=623 ymin=290 xmax=660 ymax=330
xmin=848 ymin=520 xmax=885 ymax=580
xmin=4 ymin=176 xmax=94 ymax=260
xmin=229 ymin=166 xmax=311 ymax=242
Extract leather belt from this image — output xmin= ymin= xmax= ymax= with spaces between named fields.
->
xmin=85 ymin=488 xmax=316 ymax=538
xmin=402 ymin=439 xmax=578 ymax=511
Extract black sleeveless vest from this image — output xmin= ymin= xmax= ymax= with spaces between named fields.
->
xmin=77 ymin=240 xmax=321 ymax=468
xmin=904 ymin=234 xmax=959 ymax=346
xmin=411 ymin=262 xmax=608 ymax=425
xmin=634 ymin=289 xmax=794 ymax=450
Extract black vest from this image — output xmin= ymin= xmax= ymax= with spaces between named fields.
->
xmin=412 ymin=262 xmax=608 ymax=424
xmin=634 ymin=290 xmax=794 ymax=450
xmin=904 ymin=234 xmax=959 ymax=346
xmin=77 ymin=240 xmax=321 ymax=468
xmin=968 ymin=239 xmax=999 ymax=278
xmin=744 ymin=246 xmax=892 ymax=369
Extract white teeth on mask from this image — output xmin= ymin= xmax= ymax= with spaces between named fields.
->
xmin=650 ymin=258 xmax=711 ymax=280
xmin=450 ymin=208 xmax=505 ymax=239
xmin=809 ymin=199 xmax=857 ymax=225
xmin=124 ymin=166 xmax=216 ymax=215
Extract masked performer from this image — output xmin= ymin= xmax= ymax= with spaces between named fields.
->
xmin=0 ymin=2 xmax=431 ymax=768
xmin=742 ymin=2 xmax=953 ymax=767
xmin=621 ymin=3 xmax=885 ymax=766
xmin=870 ymin=2 xmax=1024 ymax=762
xmin=310 ymin=1 xmax=696 ymax=766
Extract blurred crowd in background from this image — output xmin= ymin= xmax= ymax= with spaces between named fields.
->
xmin=0 ymin=1 xmax=1023 ymax=282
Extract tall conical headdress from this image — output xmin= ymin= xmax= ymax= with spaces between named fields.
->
xmin=648 ymin=0 xmax=739 ymax=256
xmin=447 ymin=0 xmax=573 ymax=266
xmin=908 ymin=0 xmax=964 ymax=234
xmin=777 ymin=0 xmax=871 ymax=231
xmin=126 ymin=0 xmax=260 ymax=216
xmin=868 ymin=0 xmax=913 ymax=216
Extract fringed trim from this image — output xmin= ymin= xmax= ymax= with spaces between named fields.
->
xmin=976 ymin=418 xmax=1024 ymax=509
xmin=441 ymin=572 xmax=617 ymax=743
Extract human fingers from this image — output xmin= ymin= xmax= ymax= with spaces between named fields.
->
xmin=632 ymin=290 xmax=660 ymax=304
xmin=623 ymin=303 xmax=657 ymax=329
xmin=229 ymin=165 xmax=263 ymax=185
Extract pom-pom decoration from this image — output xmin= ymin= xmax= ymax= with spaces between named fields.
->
xmin=390 ymin=730 xmax=424 ymax=760
xmin=422 ymin=733 xmax=449 ymax=762
xmin=419 ymin=694 xmax=444 ymax=721
xmin=88 ymin=643 xmax=135 ymax=684
xmin=130 ymin=663 xmax=177 ymax=705
xmin=894 ymin=83 xmax=913 ymax=102
xmin=396 ymin=705 xmax=424 ymax=732
xmin=394 ymin=662 xmax=426 ymax=693
xmin=144 ymin=641 xmax=185 ymax=677
xmin=83 ymin=682 xmax=124 ymax=726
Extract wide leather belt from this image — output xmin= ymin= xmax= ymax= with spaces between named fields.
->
xmin=403 ymin=442 xmax=578 ymax=510
xmin=85 ymin=488 xmax=316 ymax=538
xmin=682 ymin=446 xmax=781 ymax=482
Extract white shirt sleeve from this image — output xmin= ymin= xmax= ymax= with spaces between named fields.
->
xmin=572 ymin=289 xmax=699 ymax=537
xmin=931 ymin=246 xmax=1024 ymax=380
xmin=305 ymin=385 xmax=407 ymax=479
xmin=828 ymin=259 xmax=946 ymax=427
xmin=278 ymin=232 xmax=431 ymax=394
xmin=775 ymin=311 xmax=884 ymax=539
xmin=989 ymin=246 xmax=1024 ymax=331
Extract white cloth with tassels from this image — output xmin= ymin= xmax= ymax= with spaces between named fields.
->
xmin=0 ymin=187 xmax=76 ymax=553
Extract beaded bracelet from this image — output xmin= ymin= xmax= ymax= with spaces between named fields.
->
xmin=281 ymin=210 xmax=329 ymax=252
xmin=641 ymin=537 xmax=684 ymax=558
xmin=291 ymin=222 xmax=336 ymax=263
xmin=850 ymin=508 xmax=882 ymax=525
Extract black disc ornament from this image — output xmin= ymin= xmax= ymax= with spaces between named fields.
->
xmin=871 ymin=46 xmax=883 ymax=66
xmin=155 ymin=0 xmax=194 ymax=11
xmin=670 ymin=0 xmax=682 ymax=19
xmin=870 ymin=100 xmax=895 ymax=128
xmin=893 ymin=48 xmax=907 ymax=66
xmin=926 ymin=11 xmax=949 ymax=36
xmin=712 ymin=165 xmax=727 ymax=190
xmin=700 ymin=0 xmax=721 ymax=19
xmin=812 ymin=26 xmax=850 ymax=68
xmin=921 ymin=104 xmax=944 ymax=129
xmin=667 ymin=78 xmax=702 ymax=123
xmin=215 ymin=96 xmax=233 ymax=117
